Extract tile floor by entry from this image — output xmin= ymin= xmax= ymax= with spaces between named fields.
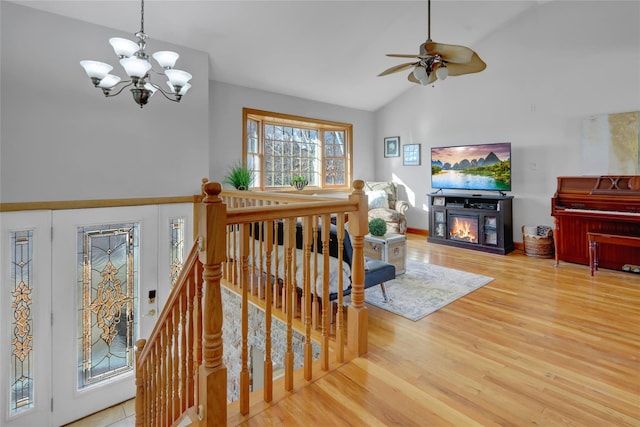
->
xmin=63 ymin=399 xmax=135 ymax=427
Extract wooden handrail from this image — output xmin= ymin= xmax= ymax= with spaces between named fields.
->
xmin=135 ymin=180 xmax=368 ymax=426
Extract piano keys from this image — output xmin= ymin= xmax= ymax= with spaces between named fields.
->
xmin=551 ymin=175 xmax=640 ymax=270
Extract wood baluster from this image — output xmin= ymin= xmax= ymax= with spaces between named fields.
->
xmin=258 ymin=218 xmax=265 ymax=300
xmin=159 ymin=326 xmax=166 ymax=426
xmin=192 ymin=259 xmax=203 ymax=410
xmin=348 ymin=180 xmax=369 ymax=356
xmin=166 ymin=312 xmax=173 ymax=424
xmin=240 ymin=223 xmax=251 ymax=414
xmin=302 ymin=216 xmax=313 ymax=381
xmin=180 ymin=284 xmax=187 ymax=414
xmin=320 ymin=214 xmax=331 ymax=370
xmin=172 ymin=306 xmax=180 ymax=420
xmin=135 ymin=339 xmax=146 ymax=427
xmin=312 ymin=220 xmax=320 ymax=330
xmin=335 ymin=213 xmax=346 ymax=362
xmin=264 ymin=220 xmax=274 ymax=403
xmin=198 ymin=181 xmax=227 ymax=425
xmin=283 ymin=218 xmax=295 ymax=391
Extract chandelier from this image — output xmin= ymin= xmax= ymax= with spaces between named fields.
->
xmin=80 ymin=0 xmax=192 ymax=108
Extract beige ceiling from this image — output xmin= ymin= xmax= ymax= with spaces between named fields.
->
xmin=11 ymin=1 xmax=543 ymax=111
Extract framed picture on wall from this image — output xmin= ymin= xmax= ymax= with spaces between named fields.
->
xmin=403 ymin=144 xmax=421 ymax=166
xmin=384 ymin=136 xmax=400 ymax=157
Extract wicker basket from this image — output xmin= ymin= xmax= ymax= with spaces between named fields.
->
xmin=522 ymin=225 xmax=554 ymax=258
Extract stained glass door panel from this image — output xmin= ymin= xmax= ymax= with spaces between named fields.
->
xmin=1 ymin=211 xmax=52 ymax=427
xmin=79 ymin=224 xmax=138 ymax=387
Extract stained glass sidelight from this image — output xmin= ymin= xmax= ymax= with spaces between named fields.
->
xmin=77 ymin=223 xmax=139 ymax=388
xmin=10 ymin=230 xmax=34 ymax=415
xmin=169 ymin=217 xmax=185 ymax=287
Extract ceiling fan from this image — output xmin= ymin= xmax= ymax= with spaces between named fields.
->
xmin=378 ymin=0 xmax=486 ymax=85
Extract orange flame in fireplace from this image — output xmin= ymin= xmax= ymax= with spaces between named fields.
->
xmin=450 ymin=217 xmax=478 ymax=243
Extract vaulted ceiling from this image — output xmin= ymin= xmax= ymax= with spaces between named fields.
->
xmin=12 ymin=1 xmax=546 ymax=111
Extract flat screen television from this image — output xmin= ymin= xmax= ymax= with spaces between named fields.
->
xmin=431 ymin=142 xmax=511 ymax=193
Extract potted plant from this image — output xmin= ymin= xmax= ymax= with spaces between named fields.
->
xmin=290 ymin=175 xmax=309 ymax=190
xmin=223 ymin=162 xmax=255 ymax=190
xmin=368 ymin=218 xmax=387 ymax=236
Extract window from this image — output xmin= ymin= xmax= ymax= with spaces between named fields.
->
xmin=243 ymin=108 xmax=352 ymax=190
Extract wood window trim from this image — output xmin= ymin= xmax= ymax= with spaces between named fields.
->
xmin=242 ymin=107 xmax=353 ymax=191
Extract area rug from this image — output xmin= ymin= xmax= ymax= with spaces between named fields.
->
xmin=364 ymin=259 xmax=494 ymax=321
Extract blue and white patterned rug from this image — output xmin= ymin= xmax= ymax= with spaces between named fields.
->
xmin=364 ymin=259 xmax=494 ymax=321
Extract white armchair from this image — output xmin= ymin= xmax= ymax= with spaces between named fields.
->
xmin=364 ymin=181 xmax=409 ymax=234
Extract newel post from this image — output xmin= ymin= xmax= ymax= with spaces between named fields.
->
xmin=347 ymin=180 xmax=369 ymax=356
xmin=198 ymin=181 xmax=228 ymax=426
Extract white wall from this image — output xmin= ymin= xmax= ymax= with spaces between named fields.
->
xmin=374 ymin=1 xmax=640 ymax=240
xmin=209 ymin=81 xmax=376 ymax=185
xmin=0 ymin=2 xmax=210 ymax=203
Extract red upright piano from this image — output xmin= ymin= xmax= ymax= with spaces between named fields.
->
xmin=551 ymin=175 xmax=640 ymax=270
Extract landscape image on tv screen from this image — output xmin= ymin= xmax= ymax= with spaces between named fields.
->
xmin=431 ymin=142 xmax=511 ymax=192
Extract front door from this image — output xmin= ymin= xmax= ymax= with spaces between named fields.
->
xmin=2 ymin=204 xmax=193 ymax=426
xmin=50 ymin=206 xmax=157 ymax=426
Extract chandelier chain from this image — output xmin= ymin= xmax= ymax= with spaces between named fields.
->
xmin=140 ymin=0 xmax=145 ymax=34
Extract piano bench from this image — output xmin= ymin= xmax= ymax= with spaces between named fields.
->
xmin=587 ymin=232 xmax=640 ymax=276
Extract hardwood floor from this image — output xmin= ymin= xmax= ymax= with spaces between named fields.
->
xmin=232 ymin=233 xmax=640 ymax=426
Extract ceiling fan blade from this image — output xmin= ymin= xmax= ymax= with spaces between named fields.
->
xmin=425 ymin=41 xmax=474 ymax=64
xmin=446 ymin=52 xmax=487 ymax=76
xmin=378 ymin=62 xmax=418 ymax=77
xmin=386 ymin=53 xmax=432 ymax=59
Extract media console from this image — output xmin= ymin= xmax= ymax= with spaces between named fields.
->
xmin=428 ymin=193 xmax=514 ymax=255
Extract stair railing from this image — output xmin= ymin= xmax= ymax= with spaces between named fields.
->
xmin=135 ymin=179 xmax=369 ymax=426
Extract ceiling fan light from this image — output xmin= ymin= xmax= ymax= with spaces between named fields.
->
xmin=412 ymin=66 xmax=428 ymax=82
xmin=436 ymin=65 xmax=448 ymax=81
xmin=109 ymin=37 xmax=139 ymax=58
xmin=80 ymin=60 xmax=113 ymax=79
xmin=153 ymin=51 xmax=179 ymax=69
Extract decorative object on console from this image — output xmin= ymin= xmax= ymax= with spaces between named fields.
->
xmin=364 ymin=181 xmax=410 ymax=234
xmin=80 ymin=0 xmax=192 ymax=108
xmin=290 ymin=175 xmax=309 ymax=190
xmin=403 ymin=144 xmax=421 ymax=166
xmin=368 ymin=218 xmax=388 ymax=237
xmin=384 ymin=136 xmax=400 ymax=157
xmin=223 ymin=162 xmax=255 ymax=190
xmin=377 ymin=0 xmax=486 ymax=86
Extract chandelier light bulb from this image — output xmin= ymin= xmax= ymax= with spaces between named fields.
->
xmin=109 ymin=37 xmax=140 ymax=58
xmin=97 ymin=74 xmax=122 ymax=89
xmin=165 ymin=69 xmax=192 ymax=88
xmin=80 ymin=60 xmax=113 ymax=79
xmin=120 ymin=57 xmax=152 ymax=78
xmin=168 ymin=82 xmax=191 ymax=95
xmin=153 ymin=51 xmax=179 ymax=69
